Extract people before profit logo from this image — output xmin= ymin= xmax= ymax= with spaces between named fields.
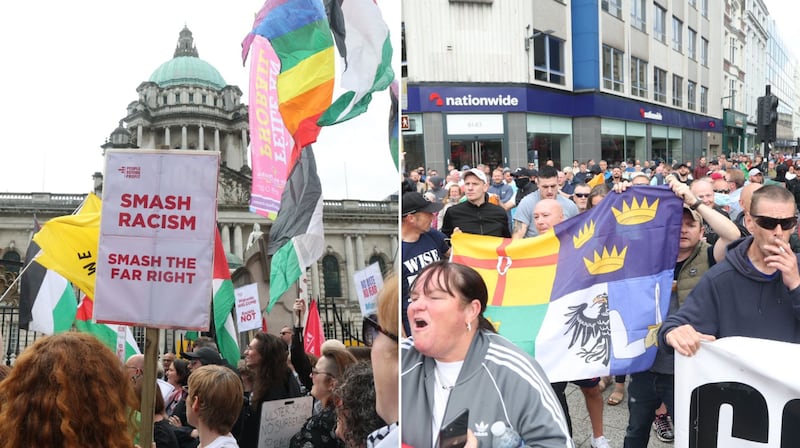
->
xmin=429 ymin=92 xmax=443 ymax=106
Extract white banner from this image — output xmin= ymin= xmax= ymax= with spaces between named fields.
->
xmin=675 ymin=337 xmax=800 ymax=447
xmin=235 ymin=283 xmax=262 ymax=333
xmin=94 ymin=150 xmax=219 ymax=329
xmin=259 ymin=396 xmax=313 ymax=448
xmin=353 ymin=262 xmax=383 ymax=316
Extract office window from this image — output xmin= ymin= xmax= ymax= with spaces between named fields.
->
xmin=687 ymin=81 xmax=697 ymax=110
xmin=654 ymin=5 xmax=666 ymax=42
xmin=688 ymin=28 xmax=697 ymax=59
xmin=672 ymin=17 xmax=683 ymax=52
xmin=631 ymin=0 xmax=646 ymax=30
xmin=201 ymin=94 xmax=207 ymax=104
xmin=631 ymin=57 xmax=648 ymax=98
xmin=602 ymin=0 xmax=622 ymax=18
xmin=672 ymin=75 xmax=683 ymax=107
xmin=700 ymin=86 xmax=708 ymax=113
xmin=701 ymin=38 xmax=709 ymax=65
xmin=701 ymin=0 xmax=708 ymax=17
xmin=188 ymin=93 xmax=194 ymax=103
xmin=603 ymin=45 xmax=624 ymax=92
xmin=533 ymin=32 xmax=565 ymax=85
xmin=729 ymin=37 xmax=736 ymax=64
xmin=162 ymin=95 xmax=168 ymax=105
xmin=654 ymin=67 xmax=667 ymax=103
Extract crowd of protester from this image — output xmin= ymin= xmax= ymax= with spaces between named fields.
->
xmin=401 ymin=151 xmax=800 ymax=447
xmin=0 ymin=275 xmax=399 ymax=448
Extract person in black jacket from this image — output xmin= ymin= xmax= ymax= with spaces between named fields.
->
xmin=440 ymin=168 xmax=510 ymax=238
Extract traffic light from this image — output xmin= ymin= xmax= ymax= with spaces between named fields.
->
xmin=766 ymin=95 xmax=779 ymax=143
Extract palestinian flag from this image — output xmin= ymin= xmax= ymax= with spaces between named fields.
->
xmin=266 ymin=146 xmax=325 ymax=312
xmin=213 ymin=231 xmax=241 ymax=366
xmin=75 ymin=293 xmax=140 ymax=360
xmin=317 ymin=0 xmax=395 ymax=126
xmin=19 ymin=219 xmax=77 ymax=334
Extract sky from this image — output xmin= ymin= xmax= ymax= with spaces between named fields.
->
xmin=0 ymin=1 xmax=400 ymax=201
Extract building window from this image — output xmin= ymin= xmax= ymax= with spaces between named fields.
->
xmin=701 ymin=0 xmax=708 ymax=17
xmin=688 ymin=28 xmax=697 ymax=59
xmin=603 ymin=45 xmax=624 ymax=92
xmin=728 ymin=79 xmax=736 ymax=110
xmin=533 ymin=32 xmax=565 ymax=85
xmin=163 ymin=95 xmax=168 ymax=105
xmin=368 ymin=254 xmax=387 ymax=275
xmin=631 ymin=0 xmax=646 ymax=30
xmin=672 ymin=17 xmax=683 ymax=52
xmin=701 ymin=38 xmax=709 ymax=65
xmin=322 ymin=255 xmax=342 ymax=297
xmin=526 ymin=114 xmax=574 ymax=169
xmin=631 ymin=57 xmax=648 ymax=98
xmin=729 ymin=37 xmax=736 ymax=65
xmin=687 ymin=81 xmax=696 ymax=110
xmin=700 ymin=86 xmax=708 ymax=113
xmin=202 ymin=94 xmax=207 ymax=104
xmin=602 ymin=0 xmax=622 ymax=18
xmin=672 ymin=75 xmax=683 ymax=107
xmin=654 ymin=5 xmax=666 ymax=43
xmin=188 ymin=93 xmax=194 ymax=103
xmin=654 ymin=67 xmax=667 ymax=103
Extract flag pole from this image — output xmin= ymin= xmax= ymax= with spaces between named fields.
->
xmin=0 ymin=260 xmax=37 ymax=304
xmin=139 ymin=327 xmax=160 ymax=448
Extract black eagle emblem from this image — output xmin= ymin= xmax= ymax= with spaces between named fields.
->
xmin=563 ymin=292 xmax=611 ymax=365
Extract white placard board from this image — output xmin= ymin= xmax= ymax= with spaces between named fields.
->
xmin=675 ymin=337 xmax=800 ymax=447
xmin=258 ymin=396 xmax=313 ymax=448
xmin=235 ymin=283 xmax=262 ymax=333
xmin=353 ymin=263 xmax=383 ymax=316
xmin=94 ymin=149 xmax=219 ymax=329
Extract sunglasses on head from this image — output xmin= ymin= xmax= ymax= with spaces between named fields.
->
xmin=751 ymin=214 xmax=798 ymax=230
xmin=714 ymin=189 xmax=729 ymax=194
xmin=362 ymin=314 xmax=398 ymax=346
xmin=573 ymin=193 xmax=590 ymax=198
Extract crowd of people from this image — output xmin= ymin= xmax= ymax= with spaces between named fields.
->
xmin=401 ymin=152 xmax=800 ymax=447
xmin=0 ymin=274 xmax=400 ymax=448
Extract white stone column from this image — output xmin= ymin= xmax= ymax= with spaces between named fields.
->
xmin=310 ymin=261 xmax=321 ymax=300
xmin=199 ymin=126 xmax=204 ymax=151
xmin=233 ymin=225 xmax=243 ymax=260
xmin=355 ymin=234 xmax=365 ymax=269
xmin=165 ymin=127 xmax=171 ymax=148
xmin=221 ymin=225 xmax=231 ymax=255
xmin=390 ymin=234 xmax=398 ymax=267
xmin=181 ymin=125 xmax=187 ymax=149
xmin=137 ymin=125 xmax=143 ymax=147
xmin=214 ymin=129 xmax=220 ymax=151
xmin=344 ymin=235 xmax=357 ymax=301
xmin=241 ymin=128 xmax=248 ymax=167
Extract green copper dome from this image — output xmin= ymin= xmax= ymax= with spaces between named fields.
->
xmin=148 ymin=26 xmax=226 ymax=90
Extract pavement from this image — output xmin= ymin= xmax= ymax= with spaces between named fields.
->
xmin=565 ymin=382 xmax=673 ymax=448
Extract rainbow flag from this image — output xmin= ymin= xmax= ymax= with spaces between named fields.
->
xmin=244 ymin=0 xmax=335 ymax=170
xmin=451 ymin=187 xmax=682 ymax=382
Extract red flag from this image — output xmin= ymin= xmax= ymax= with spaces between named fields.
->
xmin=304 ymin=299 xmax=325 ymax=357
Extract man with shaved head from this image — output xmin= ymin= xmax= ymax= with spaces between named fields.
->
xmin=533 ymin=199 xmax=564 ymax=234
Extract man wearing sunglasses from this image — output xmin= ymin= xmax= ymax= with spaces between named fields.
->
xmin=660 ymin=185 xmax=800 ymax=358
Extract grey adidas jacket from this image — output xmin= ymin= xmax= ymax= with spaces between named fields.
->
xmin=401 ymin=330 xmax=574 ymax=448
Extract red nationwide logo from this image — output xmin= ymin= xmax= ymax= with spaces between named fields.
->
xmin=117 ymin=166 xmax=142 ymax=179
xmin=429 ymin=92 xmax=444 ymax=106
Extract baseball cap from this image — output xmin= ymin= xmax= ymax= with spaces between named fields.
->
xmin=709 ymin=172 xmax=725 ymax=180
xmin=748 ymin=168 xmax=762 ymax=177
xmin=512 ymin=167 xmax=536 ymax=178
xmin=462 ymin=168 xmax=487 ymax=183
xmin=673 ymin=162 xmax=688 ymax=170
xmin=402 ymin=192 xmax=444 ymax=216
xmin=182 ymin=347 xmax=224 ymax=366
xmin=682 ymin=205 xmax=704 ymax=225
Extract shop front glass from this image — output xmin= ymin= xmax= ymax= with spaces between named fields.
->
xmin=402 ymin=114 xmax=425 ymax=173
xmin=601 ymin=119 xmax=625 ymax=164
xmin=449 ymin=138 xmax=504 ymax=171
xmin=526 ymin=114 xmax=573 ymax=169
xmin=652 ymin=125 xmax=684 ymax=164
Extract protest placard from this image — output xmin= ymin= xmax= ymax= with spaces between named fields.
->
xmin=234 ymin=283 xmax=262 ymax=332
xmin=353 ymin=262 xmax=383 ymax=316
xmin=258 ymin=396 xmax=313 ymax=448
xmin=94 ymin=149 xmax=219 ymax=329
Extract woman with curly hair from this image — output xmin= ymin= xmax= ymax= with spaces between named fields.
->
xmin=289 ymin=341 xmax=357 ymax=448
xmin=234 ymin=332 xmax=303 ymax=448
xmin=334 ymin=362 xmax=386 ymax=448
xmin=0 ymin=332 xmax=139 ymax=448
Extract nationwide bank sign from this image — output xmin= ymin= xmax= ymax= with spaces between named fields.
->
xmin=418 ymin=86 xmax=527 ymax=112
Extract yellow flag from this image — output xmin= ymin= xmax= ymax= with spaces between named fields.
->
xmin=587 ymin=172 xmax=605 ymax=188
xmin=33 ymin=195 xmax=101 ymax=299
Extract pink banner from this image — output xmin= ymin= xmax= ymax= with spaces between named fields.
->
xmin=249 ymin=35 xmax=292 ymax=220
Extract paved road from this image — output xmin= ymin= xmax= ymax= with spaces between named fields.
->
xmin=565 ymin=382 xmax=672 ymax=448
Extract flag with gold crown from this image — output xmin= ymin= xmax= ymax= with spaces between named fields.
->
xmin=451 ymin=187 xmax=682 ymax=382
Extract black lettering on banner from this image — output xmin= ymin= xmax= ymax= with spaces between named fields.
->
xmin=83 ymin=262 xmax=96 ymax=276
xmin=689 ymin=382 xmax=768 ymax=448
xmin=77 ymin=251 xmax=92 ymax=260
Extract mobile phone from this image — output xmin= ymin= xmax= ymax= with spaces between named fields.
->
xmin=439 ymin=408 xmax=469 ymax=448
